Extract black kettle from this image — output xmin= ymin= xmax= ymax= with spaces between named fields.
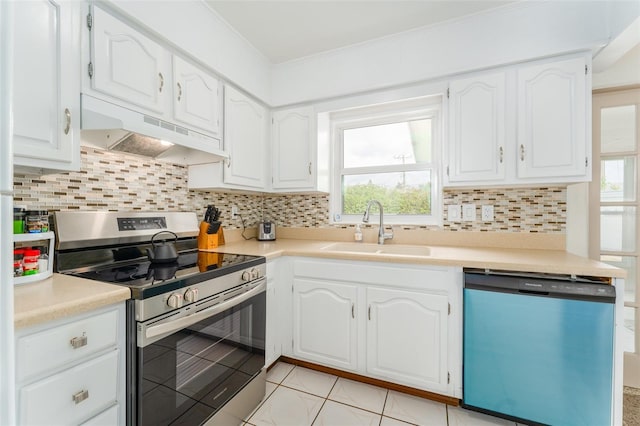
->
xmin=146 ymin=231 xmax=179 ymax=263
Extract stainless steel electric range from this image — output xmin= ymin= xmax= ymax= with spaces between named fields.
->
xmin=53 ymin=211 xmax=266 ymax=426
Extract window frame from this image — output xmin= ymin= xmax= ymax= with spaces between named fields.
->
xmin=329 ymin=99 xmax=442 ymax=226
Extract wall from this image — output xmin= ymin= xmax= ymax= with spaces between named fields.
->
xmin=14 ymin=147 xmax=565 ymax=234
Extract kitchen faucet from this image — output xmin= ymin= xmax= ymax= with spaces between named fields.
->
xmin=362 ymin=200 xmax=393 ymax=245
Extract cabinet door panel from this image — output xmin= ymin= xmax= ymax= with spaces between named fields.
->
xmin=448 ymin=73 xmax=505 ymax=183
xmin=173 ymin=56 xmax=221 ymax=136
xmin=92 ymin=6 xmax=167 ymax=114
xmin=517 ymin=57 xmax=586 ymax=178
xmin=293 ymin=279 xmax=357 ymax=370
xmin=223 ymin=86 xmax=266 ymax=188
xmin=13 ymin=0 xmax=80 ymax=170
xmin=367 ymin=287 xmax=448 ymax=392
xmin=272 ymin=107 xmax=315 ymax=190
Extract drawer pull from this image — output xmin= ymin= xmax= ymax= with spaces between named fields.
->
xmin=70 ymin=334 xmax=87 ymax=349
xmin=72 ymin=389 xmax=89 ymax=404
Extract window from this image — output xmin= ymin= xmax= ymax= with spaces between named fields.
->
xmin=330 ymin=98 xmax=442 ymax=225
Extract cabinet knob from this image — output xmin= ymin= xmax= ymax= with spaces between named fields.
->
xmin=177 ymin=82 xmax=182 ymax=102
xmin=158 ymin=72 xmax=164 ymax=93
xmin=64 ymin=108 xmax=71 ymax=135
xmin=72 ymin=389 xmax=89 ymax=404
xmin=226 ymin=156 xmax=231 ymax=168
xmin=70 ymin=334 xmax=87 ymax=349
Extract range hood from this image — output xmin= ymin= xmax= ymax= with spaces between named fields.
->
xmin=80 ymin=94 xmax=227 ymax=165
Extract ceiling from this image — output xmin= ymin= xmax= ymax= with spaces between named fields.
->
xmin=206 ymin=1 xmax=515 ymax=64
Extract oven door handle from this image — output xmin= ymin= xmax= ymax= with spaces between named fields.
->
xmin=140 ymin=280 xmax=266 ymax=347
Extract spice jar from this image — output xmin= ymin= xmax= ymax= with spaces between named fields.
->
xmin=25 ymin=211 xmax=49 ymax=233
xmin=22 ymin=249 xmax=40 ymax=275
xmin=14 ymin=261 xmax=23 ymax=277
xmin=13 ymin=208 xmax=25 ymax=234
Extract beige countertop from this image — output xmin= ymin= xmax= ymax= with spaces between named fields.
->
xmin=14 ymin=274 xmax=131 ymax=329
xmin=212 ymin=238 xmax=625 ymax=280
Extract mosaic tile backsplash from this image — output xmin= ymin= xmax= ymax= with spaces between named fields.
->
xmin=13 ymin=146 xmax=565 ymax=233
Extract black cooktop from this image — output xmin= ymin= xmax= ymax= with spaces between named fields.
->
xmin=70 ymin=250 xmax=264 ymax=299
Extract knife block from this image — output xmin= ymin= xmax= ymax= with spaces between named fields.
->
xmin=197 ymin=222 xmax=225 ymax=250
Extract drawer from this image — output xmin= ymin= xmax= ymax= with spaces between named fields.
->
xmin=80 ymin=403 xmax=119 ymax=426
xmin=17 ymin=308 xmax=118 ymax=381
xmin=20 ymin=350 xmax=119 ymax=426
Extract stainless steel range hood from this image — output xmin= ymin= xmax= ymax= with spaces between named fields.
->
xmin=80 ymin=94 xmax=228 ymax=165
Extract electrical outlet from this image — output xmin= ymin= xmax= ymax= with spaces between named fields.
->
xmin=481 ymin=205 xmax=494 ymax=222
xmin=231 ymin=205 xmax=238 ymax=218
xmin=447 ymin=204 xmax=462 ymax=222
xmin=462 ymin=204 xmax=476 ymax=222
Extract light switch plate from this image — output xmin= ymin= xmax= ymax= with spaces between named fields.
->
xmin=481 ymin=205 xmax=494 ymax=222
xmin=447 ymin=204 xmax=462 ymax=222
xmin=462 ymin=204 xmax=476 ymax=222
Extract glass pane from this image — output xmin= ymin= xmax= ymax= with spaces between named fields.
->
xmin=343 ymin=119 xmax=432 ymax=168
xmin=600 ymin=255 xmax=637 ymax=303
xmin=600 ymin=206 xmax=637 ymax=252
xmin=601 ymin=105 xmax=637 ymax=153
xmin=624 ymin=307 xmax=636 ymax=354
xmin=600 ymin=157 xmax=636 ymax=202
xmin=342 ymin=171 xmax=431 ymax=215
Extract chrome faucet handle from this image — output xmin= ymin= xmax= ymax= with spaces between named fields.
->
xmin=379 ymin=226 xmax=393 ymax=245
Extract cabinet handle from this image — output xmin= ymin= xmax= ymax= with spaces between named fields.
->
xmin=226 ymin=156 xmax=231 ymax=168
xmin=70 ymin=334 xmax=87 ymax=349
xmin=308 ymin=162 xmax=312 ymax=175
xmin=368 ymin=305 xmax=371 ymax=320
xmin=63 ymin=108 xmax=71 ymax=135
xmin=72 ymin=389 xmax=89 ymax=404
xmin=351 ymin=303 xmax=354 ymax=319
xmin=520 ymin=144 xmax=525 ymax=161
xmin=177 ymin=82 xmax=182 ymax=102
xmin=158 ymin=72 xmax=164 ymax=93
xmin=499 ymin=146 xmax=503 ymax=163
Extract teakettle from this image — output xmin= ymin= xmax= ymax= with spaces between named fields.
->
xmin=146 ymin=231 xmax=179 ymax=263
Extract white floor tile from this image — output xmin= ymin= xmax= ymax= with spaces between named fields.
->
xmin=281 ymin=366 xmax=338 ymax=398
xmin=248 ymin=386 xmax=324 ymax=426
xmin=380 ymin=416 xmax=418 ymax=426
xmin=266 ymin=362 xmax=295 ymax=384
xmin=313 ymin=400 xmax=381 ymax=426
xmin=383 ymin=391 xmax=447 ymax=426
xmin=447 ymin=406 xmax=516 ymax=426
xmin=328 ymin=377 xmax=388 ymax=414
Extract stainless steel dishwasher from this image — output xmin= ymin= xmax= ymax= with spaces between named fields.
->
xmin=463 ymin=270 xmax=616 ymax=426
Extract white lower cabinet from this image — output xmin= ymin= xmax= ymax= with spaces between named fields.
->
xmin=293 ymin=278 xmax=358 ymax=371
xmin=290 ymin=258 xmax=462 ymax=397
xmin=15 ymin=303 xmax=126 ymax=426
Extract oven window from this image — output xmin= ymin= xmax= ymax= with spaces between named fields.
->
xmin=137 ymin=292 xmax=265 ymax=426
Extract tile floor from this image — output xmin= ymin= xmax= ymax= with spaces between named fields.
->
xmin=243 ymin=362 xmax=523 ymax=426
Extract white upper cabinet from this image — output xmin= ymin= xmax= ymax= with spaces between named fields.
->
xmin=444 ymin=54 xmax=590 ymax=187
xmin=516 ymin=57 xmax=587 ymax=179
xmin=271 ymin=107 xmax=316 ymax=191
xmin=90 ymin=5 xmax=169 ymax=115
xmin=223 ymin=86 xmax=267 ymax=189
xmin=172 ymin=56 xmax=221 ymax=137
xmin=13 ymin=0 xmax=81 ymax=173
xmin=447 ymin=72 xmax=506 ymax=183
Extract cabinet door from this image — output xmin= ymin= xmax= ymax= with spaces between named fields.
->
xmin=447 ymin=72 xmax=505 ymax=183
xmin=272 ymin=107 xmax=316 ymax=190
xmin=91 ymin=5 xmax=168 ymax=114
xmin=223 ymin=86 xmax=267 ymax=188
xmin=293 ymin=278 xmax=358 ymax=371
xmin=366 ymin=287 xmax=449 ymax=392
xmin=13 ymin=0 xmax=80 ymax=172
xmin=517 ymin=57 xmax=587 ymax=179
xmin=172 ymin=56 xmax=221 ymax=137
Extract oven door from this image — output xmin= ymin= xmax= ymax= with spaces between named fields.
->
xmin=131 ymin=279 xmax=266 ymax=426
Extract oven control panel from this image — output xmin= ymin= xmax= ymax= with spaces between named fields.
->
xmin=117 ymin=217 xmax=167 ymax=231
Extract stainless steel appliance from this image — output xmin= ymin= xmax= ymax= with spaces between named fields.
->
xmin=257 ymin=220 xmax=275 ymax=241
xmin=463 ymin=269 xmax=615 ymax=426
xmin=53 ymin=211 xmax=266 ymax=426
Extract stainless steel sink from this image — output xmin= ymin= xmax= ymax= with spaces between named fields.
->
xmin=321 ymin=242 xmax=431 ymax=256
